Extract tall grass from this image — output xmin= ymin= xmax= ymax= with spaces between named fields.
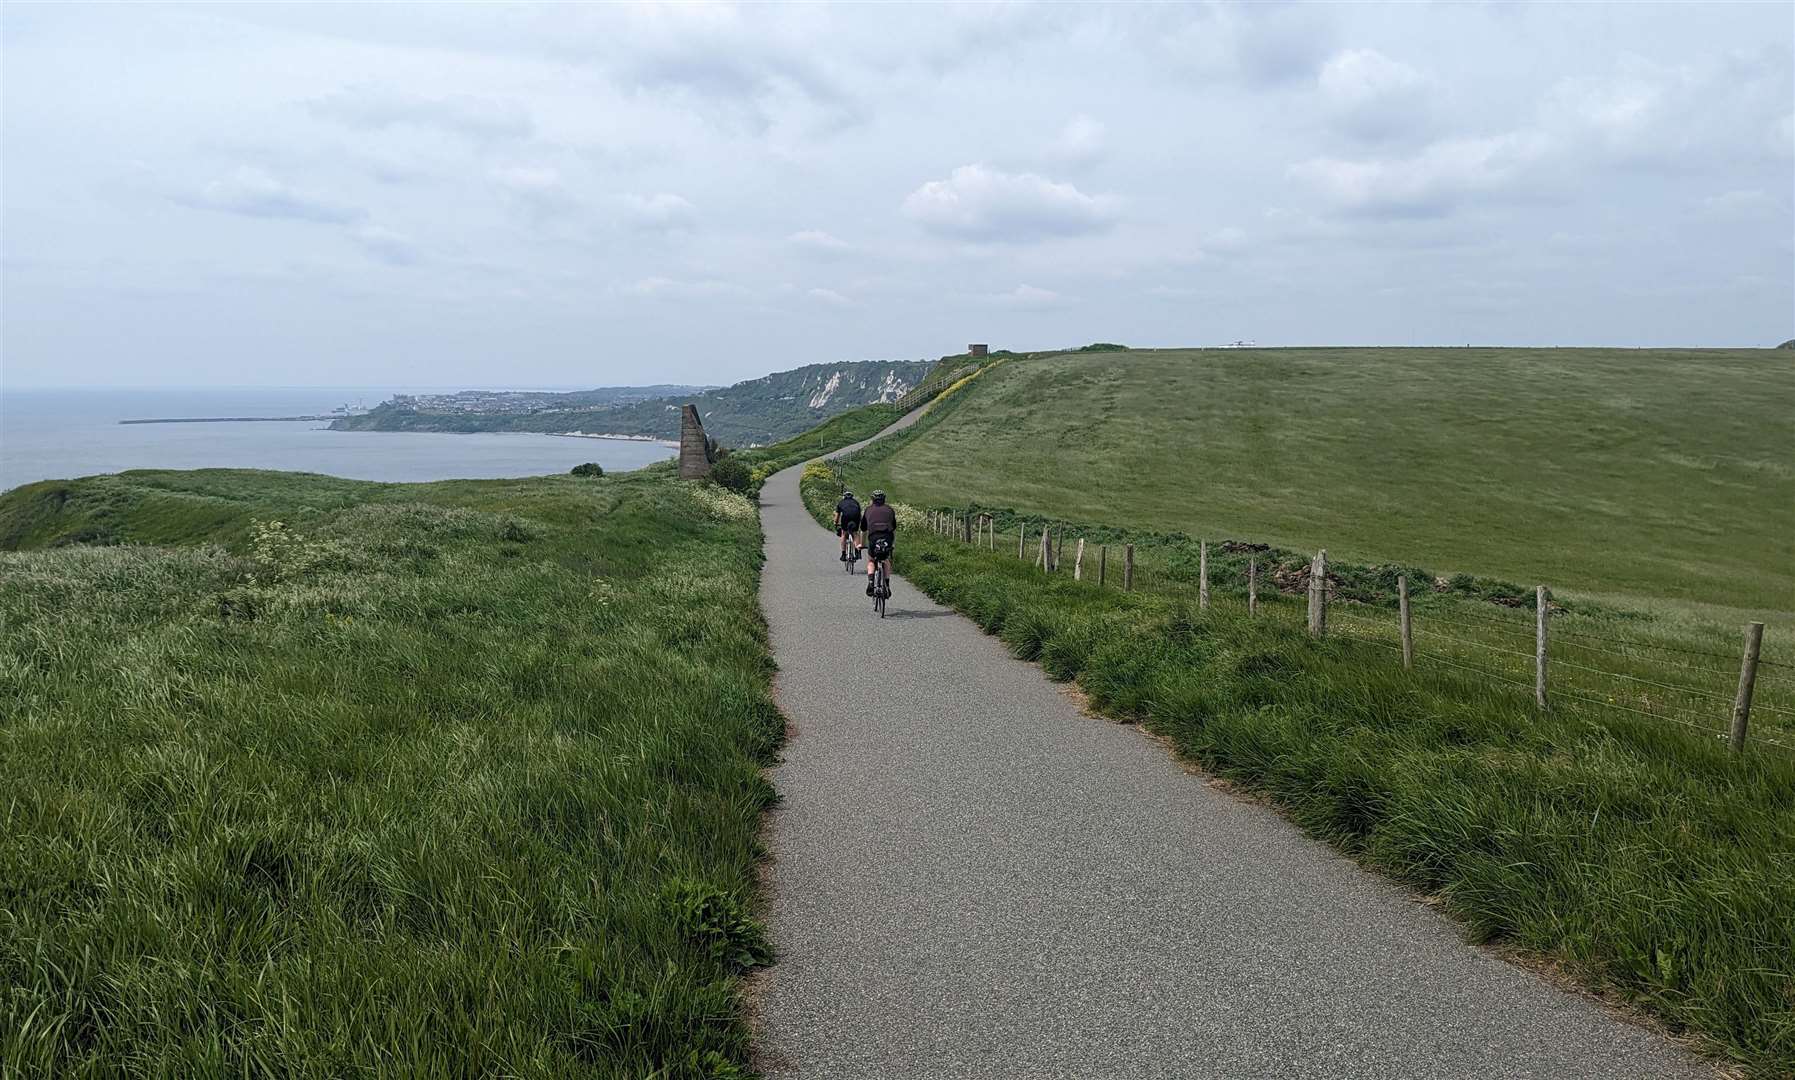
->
xmin=1 ymin=469 xmax=778 ymax=1078
xmin=800 ymin=468 xmax=1795 ymax=1077
xmin=845 ymin=347 xmax=1794 ymax=617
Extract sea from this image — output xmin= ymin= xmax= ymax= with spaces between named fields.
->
xmin=0 ymin=387 xmax=675 ymax=493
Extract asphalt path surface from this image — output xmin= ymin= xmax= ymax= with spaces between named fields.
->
xmin=753 ymin=417 xmax=1711 ymax=1079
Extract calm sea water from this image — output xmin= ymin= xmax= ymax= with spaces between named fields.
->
xmin=0 ymin=387 xmax=675 ymax=493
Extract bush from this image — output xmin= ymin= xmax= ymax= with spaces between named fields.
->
xmin=707 ymin=454 xmax=752 ymax=495
xmin=570 ymin=462 xmax=604 ymax=477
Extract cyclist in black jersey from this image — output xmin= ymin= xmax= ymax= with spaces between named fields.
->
xmin=834 ymin=490 xmax=862 ymax=564
xmin=861 ymin=490 xmax=896 ymax=597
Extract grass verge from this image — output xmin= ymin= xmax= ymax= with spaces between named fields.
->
xmin=2 ymin=468 xmax=778 ymax=1078
xmin=800 ymin=466 xmax=1795 ymax=1077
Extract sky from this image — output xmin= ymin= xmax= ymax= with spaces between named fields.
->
xmin=2 ymin=1 xmax=1790 ymax=389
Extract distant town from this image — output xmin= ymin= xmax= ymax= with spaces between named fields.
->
xmin=387 ymin=391 xmax=577 ymax=415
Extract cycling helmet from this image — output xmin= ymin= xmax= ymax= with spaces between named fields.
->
xmin=871 ymin=490 xmax=886 ymax=504
xmin=842 ymin=490 xmax=853 ymax=498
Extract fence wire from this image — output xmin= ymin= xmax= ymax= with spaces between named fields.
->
xmin=916 ymin=510 xmax=1792 ymax=757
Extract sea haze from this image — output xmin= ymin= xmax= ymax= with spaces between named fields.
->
xmin=0 ymin=387 xmax=675 ymax=492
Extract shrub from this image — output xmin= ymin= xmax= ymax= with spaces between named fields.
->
xmin=707 ymin=454 xmax=752 ymax=496
xmin=570 ymin=462 xmax=604 ymax=478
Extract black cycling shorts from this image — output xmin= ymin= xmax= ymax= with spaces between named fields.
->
xmin=837 ymin=519 xmax=861 ymax=537
xmin=867 ymin=533 xmax=894 ymax=560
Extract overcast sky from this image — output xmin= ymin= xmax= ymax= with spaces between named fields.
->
xmin=3 ymin=2 xmax=1790 ymax=389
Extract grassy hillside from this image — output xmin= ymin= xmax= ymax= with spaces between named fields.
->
xmin=0 ymin=468 xmax=777 ymax=1078
xmin=799 ymin=466 xmax=1795 ymax=1076
xmin=334 ymin=359 xmax=935 ymax=446
xmin=847 ymin=347 xmax=1794 ymax=616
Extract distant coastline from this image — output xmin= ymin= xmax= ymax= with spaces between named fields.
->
xmin=549 ymin=431 xmax=680 ymax=447
xmin=120 ymin=415 xmax=345 ymax=424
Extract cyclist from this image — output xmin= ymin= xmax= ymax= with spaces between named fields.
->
xmin=862 ymin=489 xmax=896 ymax=597
xmin=833 ymin=489 xmax=863 ymax=563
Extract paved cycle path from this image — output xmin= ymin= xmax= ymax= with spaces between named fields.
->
xmin=753 ymin=428 xmax=1710 ymax=1078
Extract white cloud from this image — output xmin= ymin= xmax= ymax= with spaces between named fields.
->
xmin=609 ymin=5 xmax=863 ymax=137
xmin=1773 ymin=112 xmax=1794 ymax=158
xmin=6 ymin=3 xmax=1793 ymax=389
xmin=492 ymin=166 xmax=577 ymax=218
xmin=1317 ymin=49 xmax=1433 ymax=143
xmin=1700 ymin=189 xmax=1777 ymax=220
xmin=1291 ymin=131 xmax=1550 ymax=217
xmin=1141 ymin=3 xmax=1339 ymax=87
xmin=902 ymin=164 xmax=1117 ymax=242
xmin=621 ymin=192 xmax=696 ymax=231
xmin=311 ymin=84 xmax=533 ymax=142
xmin=788 ymin=229 xmax=852 ymax=254
xmin=180 ymin=167 xmax=361 ymax=224
xmin=1205 ymin=226 xmax=1250 ymax=254
xmin=985 ymin=283 xmax=1066 ymax=310
xmin=1049 ymin=114 xmax=1105 ymax=169
xmin=623 ymin=276 xmax=746 ymax=299
xmin=807 ymin=287 xmax=855 ymax=307
xmin=1542 ymin=69 xmax=1672 ymax=156
xmin=493 ymin=165 xmax=562 ymax=191
xmin=1539 ymin=53 xmax=1791 ymax=168
xmin=348 ymin=224 xmax=420 ymax=266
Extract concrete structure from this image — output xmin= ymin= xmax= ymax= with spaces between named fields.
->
xmin=678 ymin=404 xmax=711 ymax=479
xmin=968 ymin=343 xmax=989 ymax=357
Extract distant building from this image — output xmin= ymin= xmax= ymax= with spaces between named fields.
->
xmin=968 ymin=343 xmax=989 ymax=357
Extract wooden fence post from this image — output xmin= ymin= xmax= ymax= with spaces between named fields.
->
xmin=1730 ymin=621 xmax=1764 ymax=754
xmin=1074 ymin=538 xmax=1086 ymax=581
xmin=1019 ymin=524 xmax=1026 ymax=559
xmin=1307 ymin=550 xmax=1328 ymax=637
xmin=1199 ymin=541 xmax=1210 ymax=610
xmin=1039 ymin=527 xmax=1049 ymax=572
xmin=1535 ymin=585 xmax=1549 ymax=710
xmin=1100 ymin=545 xmax=1108 ymax=586
xmin=1398 ymin=575 xmax=1414 ymax=670
xmin=1247 ymin=558 xmax=1258 ymax=615
xmin=963 ymin=510 xmax=972 ymax=544
xmin=1124 ymin=544 xmax=1135 ymax=591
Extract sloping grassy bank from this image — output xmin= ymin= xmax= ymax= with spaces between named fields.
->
xmin=844 ymin=347 xmax=1795 ymax=616
xmin=2 ymin=468 xmax=777 ymax=1078
xmin=733 ymin=403 xmax=902 ymax=495
xmin=799 ymin=466 xmax=1795 ymax=1076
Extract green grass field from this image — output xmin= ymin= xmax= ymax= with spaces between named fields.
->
xmin=848 ymin=348 xmax=1794 ymax=619
xmin=799 ymin=465 xmax=1795 ymax=1076
xmin=1 ymin=467 xmax=777 ymax=1078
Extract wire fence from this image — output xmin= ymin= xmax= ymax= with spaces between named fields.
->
xmin=905 ymin=504 xmax=1793 ymax=757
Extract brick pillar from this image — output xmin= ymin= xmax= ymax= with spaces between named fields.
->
xmin=678 ymin=404 xmax=711 ymax=479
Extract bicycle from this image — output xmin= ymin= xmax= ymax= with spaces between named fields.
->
xmin=840 ymin=529 xmax=861 ymax=572
xmin=867 ymin=534 xmax=892 ymax=617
